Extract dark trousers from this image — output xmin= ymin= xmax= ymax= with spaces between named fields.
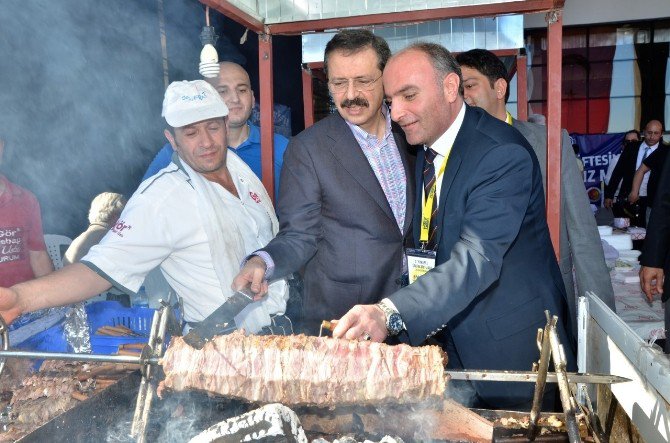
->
xmin=430 ymin=328 xmax=561 ymax=412
xmin=612 ymin=196 xmax=647 ymax=227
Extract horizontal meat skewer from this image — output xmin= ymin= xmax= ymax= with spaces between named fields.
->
xmin=159 ymin=331 xmax=447 ymax=407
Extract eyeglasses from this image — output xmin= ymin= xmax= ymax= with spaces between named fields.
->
xmin=328 ymin=74 xmax=382 ymax=93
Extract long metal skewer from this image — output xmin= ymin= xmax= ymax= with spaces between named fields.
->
xmin=0 ymin=349 xmax=159 ymax=365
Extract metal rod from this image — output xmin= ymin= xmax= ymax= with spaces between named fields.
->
xmin=0 ymin=349 xmax=159 ymax=365
xmin=132 ymin=309 xmax=162 ymax=441
xmin=446 ymin=369 xmax=628 ymax=385
xmin=528 ymin=312 xmax=554 ymax=441
xmin=548 ymin=316 xmax=582 ymax=443
xmin=0 ymin=315 xmax=9 ymax=377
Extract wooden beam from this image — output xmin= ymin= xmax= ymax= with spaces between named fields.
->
xmin=302 ymin=66 xmax=315 ymax=129
xmin=516 ymin=54 xmax=528 ymax=121
xmin=258 ymin=33 xmax=275 ymax=201
xmin=200 ymin=0 xmax=265 ymax=33
xmin=546 ymin=11 xmax=563 ymax=259
xmin=265 ymin=0 xmax=565 ymax=35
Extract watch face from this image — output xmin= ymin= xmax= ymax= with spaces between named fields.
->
xmin=388 ymin=313 xmax=403 ymax=335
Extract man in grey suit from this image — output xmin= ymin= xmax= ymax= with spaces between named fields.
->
xmin=456 ymin=49 xmax=616 ymax=327
xmin=235 ymin=30 xmax=416 ymax=334
xmin=333 ymin=43 xmax=574 ymax=410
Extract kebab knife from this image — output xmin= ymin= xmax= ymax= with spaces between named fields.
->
xmin=183 ymin=285 xmax=256 ymax=350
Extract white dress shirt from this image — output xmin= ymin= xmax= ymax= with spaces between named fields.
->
xmin=426 ymin=103 xmax=466 ymax=205
xmin=636 ymin=141 xmax=658 ymax=197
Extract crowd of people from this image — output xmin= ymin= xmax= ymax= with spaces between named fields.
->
xmin=1 ymin=29 xmax=668 ymax=411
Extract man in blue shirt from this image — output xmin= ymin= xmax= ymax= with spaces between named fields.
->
xmin=143 ymin=62 xmax=288 ymax=197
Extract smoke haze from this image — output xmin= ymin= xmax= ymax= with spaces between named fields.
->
xmin=0 ymin=0 xmax=204 ymax=237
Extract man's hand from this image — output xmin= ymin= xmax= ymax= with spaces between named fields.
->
xmin=640 ymin=266 xmax=664 ymax=303
xmin=0 ymin=287 xmax=24 ymax=326
xmin=628 ymin=191 xmax=639 ymax=204
xmin=332 ymin=304 xmax=387 ymax=342
xmin=232 ymin=255 xmax=269 ymax=299
xmin=604 ymin=198 xmax=613 ymax=209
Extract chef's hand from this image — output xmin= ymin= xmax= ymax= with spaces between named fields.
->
xmin=604 ymin=198 xmax=614 ymax=209
xmin=0 ymin=287 xmax=23 ymax=326
xmin=640 ymin=266 xmax=664 ymax=303
xmin=232 ymin=255 xmax=269 ymax=299
xmin=332 ymin=304 xmax=387 ymax=343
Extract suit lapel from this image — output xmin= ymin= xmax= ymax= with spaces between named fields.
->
xmin=430 ymin=107 xmax=475 ymax=248
xmin=327 ymin=115 xmax=396 ymax=223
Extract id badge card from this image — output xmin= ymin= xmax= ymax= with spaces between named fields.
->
xmin=406 ymin=248 xmax=436 ymax=284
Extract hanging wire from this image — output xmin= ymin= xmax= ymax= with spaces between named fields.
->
xmin=157 ymin=0 xmax=169 ymax=89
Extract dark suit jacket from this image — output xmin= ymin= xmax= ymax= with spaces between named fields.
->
xmin=605 ymin=141 xmax=642 ymax=200
xmin=641 ymin=151 xmax=670 ymax=300
xmin=513 ymin=119 xmax=615 ymax=331
xmin=389 ymin=106 xmax=575 ymax=409
xmin=263 ymin=112 xmax=416 ymax=333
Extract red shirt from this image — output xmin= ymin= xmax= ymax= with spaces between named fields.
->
xmin=0 ymin=176 xmax=47 ymax=287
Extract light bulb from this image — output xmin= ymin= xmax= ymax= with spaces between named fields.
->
xmin=199 ymin=44 xmax=220 ymax=78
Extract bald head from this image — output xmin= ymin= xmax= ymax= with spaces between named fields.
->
xmin=643 ymin=120 xmax=663 ymax=147
xmin=207 ymin=62 xmax=255 ymax=129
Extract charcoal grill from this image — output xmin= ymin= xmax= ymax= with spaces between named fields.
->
xmin=0 ymin=300 xmax=180 ymax=442
xmin=0 ymin=309 xmax=622 ymax=442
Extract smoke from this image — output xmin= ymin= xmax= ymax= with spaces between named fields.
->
xmin=0 ymin=0 xmax=203 ymax=238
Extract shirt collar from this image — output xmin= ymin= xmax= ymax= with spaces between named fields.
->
xmin=345 ymin=103 xmax=393 ymax=140
xmin=505 ymin=111 xmax=514 ymax=125
xmin=245 ymin=122 xmax=260 ymax=143
xmin=427 ymin=102 xmax=466 ymax=157
xmin=641 ymin=141 xmax=659 ymax=150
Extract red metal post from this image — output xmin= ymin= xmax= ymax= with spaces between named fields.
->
xmin=258 ymin=33 xmax=275 ymax=201
xmin=302 ymin=65 xmax=315 ymax=128
xmin=516 ymin=54 xmax=528 ymax=121
xmin=546 ymin=11 xmax=563 ymax=259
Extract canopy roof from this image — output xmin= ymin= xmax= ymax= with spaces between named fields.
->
xmin=201 ymin=0 xmax=565 ymax=34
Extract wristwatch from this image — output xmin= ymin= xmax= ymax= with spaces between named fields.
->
xmin=377 ymin=300 xmax=405 ymax=336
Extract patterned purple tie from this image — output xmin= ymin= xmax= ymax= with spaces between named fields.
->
xmin=423 ymin=148 xmax=439 ymax=249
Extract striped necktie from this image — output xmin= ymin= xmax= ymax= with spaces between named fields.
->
xmin=423 ymin=148 xmax=439 ymax=249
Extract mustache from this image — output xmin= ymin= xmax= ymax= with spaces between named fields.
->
xmin=340 ymin=97 xmax=369 ymax=108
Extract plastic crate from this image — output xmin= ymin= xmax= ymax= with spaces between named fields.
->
xmin=17 ymin=321 xmax=69 ymax=353
xmin=86 ymin=301 xmax=156 ymax=355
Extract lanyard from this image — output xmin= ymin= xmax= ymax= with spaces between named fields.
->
xmin=420 ymin=146 xmax=453 ymax=246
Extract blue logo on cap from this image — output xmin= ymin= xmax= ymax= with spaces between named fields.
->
xmin=181 ymin=91 xmax=208 ymax=101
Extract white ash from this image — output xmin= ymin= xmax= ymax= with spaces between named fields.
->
xmin=188 ymin=403 xmax=307 ymax=443
xmin=311 ymin=437 xmax=404 ymax=443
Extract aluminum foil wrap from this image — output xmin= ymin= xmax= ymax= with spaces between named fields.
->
xmin=63 ymin=302 xmax=91 ymax=354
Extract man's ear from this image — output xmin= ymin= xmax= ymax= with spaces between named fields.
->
xmin=443 ymin=72 xmax=461 ymax=103
xmin=164 ymin=129 xmax=177 ymax=149
xmin=494 ymin=78 xmax=508 ymax=101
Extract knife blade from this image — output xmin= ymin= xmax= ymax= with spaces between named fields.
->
xmin=183 ymin=286 xmax=255 ymax=349
xmin=445 ymin=369 xmax=630 ymax=385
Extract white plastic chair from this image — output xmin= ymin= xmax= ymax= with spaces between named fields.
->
xmin=43 ymin=234 xmax=73 ymax=270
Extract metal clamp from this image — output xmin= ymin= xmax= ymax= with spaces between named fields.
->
xmin=131 ymin=301 xmax=176 ymax=443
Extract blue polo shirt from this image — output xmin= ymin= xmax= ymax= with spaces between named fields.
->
xmin=142 ymin=123 xmax=288 ymax=198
